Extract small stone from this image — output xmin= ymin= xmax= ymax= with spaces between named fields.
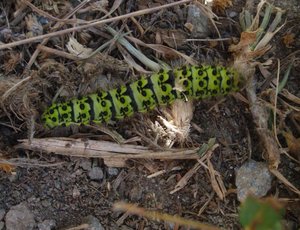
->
xmin=37 ymin=219 xmax=56 ymax=230
xmin=0 ymin=209 xmax=5 ymax=220
xmin=107 ymin=167 xmax=119 ymax=176
xmin=235 ymin=160 xmax=272 ymax=202
xmin=72 ymin=186 xmax=80 ymax=198
xmin=186 ymin=4 xmax=209 ymax=38
xmin=229 ymin=11 xmax=238 ymax=18
xmin=82 ymin=215 xmax=104 ymax=230
xmin=5 ymin=202 xmax=36 ymax=230
xmin=0 ymin=221 xmax=4 ymax=230
xmin=88 ymin=167 xmax=103 ymax=181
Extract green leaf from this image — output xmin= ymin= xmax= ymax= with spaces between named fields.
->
xmin=198 ymin=138 xmax=216 ymax=157
xmin=239 ymin=196 xmax=284 ymax=230
xmin=278 ymin=62 xmax=294 ymax=93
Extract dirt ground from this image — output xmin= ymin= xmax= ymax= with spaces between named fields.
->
xmin=0 ymin=0 xmax=299 ymax=229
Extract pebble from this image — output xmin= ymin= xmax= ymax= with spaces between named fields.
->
xmin=235 ymin=160 xmax=272 ymax=201
xmin=88 ymin=167 xmax=104 ymax=181
xmin=82 ymin=215 xmax=104 ymax=230
xmin=229 ymin=11 xmax=238 ymax=18
xmin=186 ymin=4 xmax=209 ymax=38
xmin=37 ymin=219 xmax=56 ymax=230
xmin=0 ymin=209 xmax=5 ymax=220
xmin=107 ymin=167 xmax=119 ymax=176
xmin=5 ymin=202 xmax=36 ymax=230
xmin=72 ymin=186 xmax=81 ymax=198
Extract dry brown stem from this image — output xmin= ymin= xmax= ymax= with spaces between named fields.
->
xmin=17 ymin=137 xmax=200 ymax=167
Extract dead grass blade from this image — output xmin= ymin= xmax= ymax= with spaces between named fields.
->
xmin=127 ymin=36 xmax=197 ymax=65
xmin=270 ymin=169 xmax=300 ymax=196
xmin=170 ymin=144 xmax=219 ymax=194
xmin=207 ymin=156 xmax=226 ymax=200
xmin=113 ymin=202 xmax=219 ymax=230
xmin=170 ymin=160 xmax=201 ymax=195
xmin=107 ymin=26 xmax=161 ymax=72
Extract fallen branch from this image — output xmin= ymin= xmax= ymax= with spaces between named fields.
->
xmin=17 ymin=137 xmax=200 ymax=167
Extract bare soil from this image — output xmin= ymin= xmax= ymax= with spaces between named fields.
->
xmin=0 ymin=0 xmax=299 ymax=229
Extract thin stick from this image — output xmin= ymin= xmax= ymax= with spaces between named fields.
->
xmin=0 ymin=0 xmax=192 ymax=50
xmin=273 ymin=59 xmax=280 ymax=145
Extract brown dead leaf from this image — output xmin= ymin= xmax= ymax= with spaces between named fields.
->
xmin=159 ymin=29 xmax=188 ymax=48
xmin=282 ymin=33 xmax=295 ymax=48
xmin=282 ymin=131 xmax=300 ymax=160
xmin=0 ymin=164 xmax=14 ymax=173
xmin=212 ymin=0 xmax=232 ymax=13
xmin=0 ymin=159 xmax=15 ymax=173
xmin=229 ymin=31 xmax=257 ymax=54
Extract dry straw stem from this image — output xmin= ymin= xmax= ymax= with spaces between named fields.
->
xmin=0 ymin=0 xmax=192 ymax=50
xmin=17 ymin=138 xmax=200 ymax=163
xmin=113 ymin=202 xmax=219 ymax=230
xmin=169 ymin=143 xmax=226 ymax=199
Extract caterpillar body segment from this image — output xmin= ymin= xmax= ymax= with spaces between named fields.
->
xmin=128 ymin=77 xmax=157 ymax=113
xmin=42 ymin=65 xmax=242 ymax=128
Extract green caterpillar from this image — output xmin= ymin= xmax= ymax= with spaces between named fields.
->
xmin=42 ymin=65 xmax=242 ymax=128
